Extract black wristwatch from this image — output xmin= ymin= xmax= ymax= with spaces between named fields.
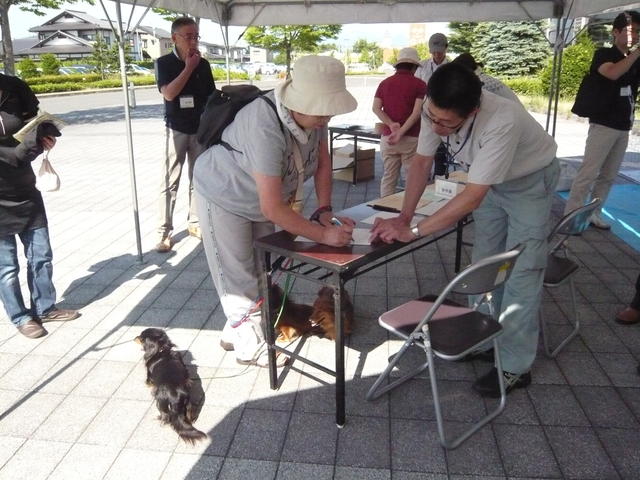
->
xmin=310 ymin=205 xmax=332 ymax=223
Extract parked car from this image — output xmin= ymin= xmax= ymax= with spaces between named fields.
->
xmin=258 ymin=62 xmax=278 ymax=75
xmin=59 ymin=66 xmax=84 ymax=75
xmin=347 ymin=62 xmax=370 ymax=73
xmin=70 ymin=64 xmax=97 ymax=73
xmin=240 ymin=63 xmax=257 ymax=76
xmin=128 ymin=64 xmax=153 ymax=75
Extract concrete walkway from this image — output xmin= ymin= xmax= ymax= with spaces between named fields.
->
xmin=0 ymin=81 xmax=639 ymax=479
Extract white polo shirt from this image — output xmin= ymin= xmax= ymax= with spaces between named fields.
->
xmin=415 ymin=57 xmax=448 ymax=85
xmin=417 ymin=91 xmax=557 ymax=185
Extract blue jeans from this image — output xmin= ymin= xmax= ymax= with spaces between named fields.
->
xmin=0 ymin=227 xmax=56 ymax=327
xmin=472 ymin=158 xmax=560 ymax=374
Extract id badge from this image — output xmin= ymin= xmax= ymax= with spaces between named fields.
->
xmin=179 ymin=95 xmax=195 ymax=108
xmin=620 ymin=86 xmax=631 ymax=97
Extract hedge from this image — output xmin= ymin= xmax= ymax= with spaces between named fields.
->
xmin=29 ymin=75 xmax=156 ymax=94
xmin=502 ymin=76 xmax=544 ymax=96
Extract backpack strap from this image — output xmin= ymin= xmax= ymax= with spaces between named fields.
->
xmin=219 ymin=93 xmax=285 ymax=152
xmin=259 ymin=94 xmax=285 ymax=135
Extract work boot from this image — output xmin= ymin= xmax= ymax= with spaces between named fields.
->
xmin=472 ymin=367 xmax=531 ymax=398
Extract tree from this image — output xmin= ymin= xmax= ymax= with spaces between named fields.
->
xmin=413 ymin=43 xmax=429 ymax=61
xmin=89 ymin=34 xmax=113 ymax=79
xmin=89 ymin=33 xmax=132 ymax=79
xmin=0 ymin=0 xmax=88 ymax=75
xmin=352 ymin=39 xmax=377 ymax=53
xmin=447 ymin=22 xmax=478 ymax=54
xmin=539 ymin=31 xmax=596 ymax=98
xmin=352 ymin=38 xmax=382 ymax=69
xmin=40 ymin=53 xmax=60 ymax=75
xmin=17 ymin=57 xmax=39 ymax=78
xmin=586 ymin=19 xmax=609 ymax=48
xmin=243 ymin=25 xmax=341 ymax=75
xmin=472 ymin=21 xmax=550 ymax=76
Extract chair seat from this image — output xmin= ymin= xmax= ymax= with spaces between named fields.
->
xmin=379 ymin=298 xmax=502 ymax=356
xmin=545 ymin=254 xmax=578 ymax=286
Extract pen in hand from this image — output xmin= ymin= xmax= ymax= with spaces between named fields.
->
xmin=330 ymin=216 xmax=343 ymax=226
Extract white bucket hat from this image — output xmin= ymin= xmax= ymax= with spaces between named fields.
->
xmin=277 ymin=55 xmax=357 ymax=116
xmin=395 ymin=47 xmax=420 ymax=67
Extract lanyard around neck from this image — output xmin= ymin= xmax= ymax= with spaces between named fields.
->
xmin=444 ymin=113 xmax=477 ymax=171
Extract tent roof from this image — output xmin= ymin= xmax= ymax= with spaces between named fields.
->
xmin=119 ymin=0 xmax=636 ymax=26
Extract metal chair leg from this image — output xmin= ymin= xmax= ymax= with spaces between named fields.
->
xmin=541 ymin=277 xmax=580 ymax=358
xmin=434 ymin=338 xmax=507 ymax=449
xmin=366 ymin=335 xmax=429 ymax=401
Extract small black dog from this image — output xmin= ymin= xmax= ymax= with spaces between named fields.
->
xmin=134 ymin=328 xmax=206 ymax=444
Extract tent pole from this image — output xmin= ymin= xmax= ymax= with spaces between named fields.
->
xmin=225 ymin=24 xmax=231 ymax=85
xmin=545 ymin=18 xmax=562 ymax=133
xmin=112 ymin=0 xmax=144 ymax=263
xmin=552 ymin=18 xmax=569 ymax=137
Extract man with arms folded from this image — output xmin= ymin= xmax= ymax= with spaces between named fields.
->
xmin=370 ymin=63 xmax=560 ymax=397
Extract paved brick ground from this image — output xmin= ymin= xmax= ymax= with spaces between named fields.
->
xmin=0 ymin=81 xmax=639 ymax=479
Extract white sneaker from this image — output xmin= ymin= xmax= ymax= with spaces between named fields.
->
xmin=589 ymin=213 xmax=611 ymax=230
xmin=219 ymin=321 xmax=235 ymax=351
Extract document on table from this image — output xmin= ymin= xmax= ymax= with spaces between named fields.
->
xmin=360 ymin=211 xmax=424 ymax=225
xmin=415 ymin=198 xmax=449 ymax=216
xmin=295 ymin=228 xmax=372 ymax=245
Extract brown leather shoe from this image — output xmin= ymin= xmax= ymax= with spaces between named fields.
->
xmin=616 ymin=307 xmax=640 ymax=325
xmin=39 ymin=308 xmax=80 ymax=323
xmin=156 ymin=235 xmax=172 ymax=253
xmin=17 ymin=320 xmax=47 ymax=339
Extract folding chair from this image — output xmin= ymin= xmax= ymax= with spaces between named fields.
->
xmin=540 ymin=198 xmax=601 ymax=358
xmin=366 ymin=245 xmax=524 ymax=449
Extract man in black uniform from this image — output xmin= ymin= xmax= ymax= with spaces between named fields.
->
xmin=565 ymin=11 xmax=640 ymax=229
xmin=155 ymin=16 xmax=215 ymax=252
xmin=0 ymin=73 xmax=79 ymax=338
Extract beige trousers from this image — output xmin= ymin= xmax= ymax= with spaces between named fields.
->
xmin=380 ymin=135 xmax=418 ymax=197
xmin=158 ymin=128 xmax=204 ymax=237
xmin=564 ymin=123 xmax=629 ymax=215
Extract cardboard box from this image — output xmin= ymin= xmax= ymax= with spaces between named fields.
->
xmin=332 ymin=144 xmax=376 ymax=182
xmin=333 ymin=157 xmax=374 ymax=182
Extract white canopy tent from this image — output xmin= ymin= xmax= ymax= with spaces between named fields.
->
xmin=98 ymin=0 xmax=637 ymax=261
xmin=115 ymin=0 xmax=631 ymax=25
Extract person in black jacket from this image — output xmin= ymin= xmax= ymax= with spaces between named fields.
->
xmin=155 ymin=16 xmax=215 ymax=252
xmin=0 ymin=73 xmax=79 ymax=339
xmin=565 ymin=11 xmax=640 ymax=229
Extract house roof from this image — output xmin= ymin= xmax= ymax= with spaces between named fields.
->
xmin=136 ymin=26 xmax=172 ymax=39
xmin=29 ymin=9 xmax=142 ymax=34
xmin=17 ymin=30 xmax=94 ymax=56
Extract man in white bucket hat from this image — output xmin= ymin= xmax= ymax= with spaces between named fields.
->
xmin=373 ymin=47 xmax=427 ymax=196
xmin=193 ymin=55 xmax=357 ymax=366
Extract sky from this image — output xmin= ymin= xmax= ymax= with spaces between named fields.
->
xmin=8 ymin=1 xmax=448 ymax=49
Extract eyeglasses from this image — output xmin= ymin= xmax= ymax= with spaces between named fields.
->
xmin=175 ymin=33 xmax=200 ymax=42
xmin=422 ymin=108 xmax=466 ymax=131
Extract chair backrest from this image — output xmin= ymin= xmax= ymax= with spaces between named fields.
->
xmin=447 ymin=244 xmax=525 ymax=297
xmin=548 ymin=198 xmax=600 ymax=253
xmin=411 ymin=245 xmax=524 ymax=334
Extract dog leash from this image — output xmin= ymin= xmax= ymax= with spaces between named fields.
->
xmin=231 ymin=259 xmax=295 ymax=329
